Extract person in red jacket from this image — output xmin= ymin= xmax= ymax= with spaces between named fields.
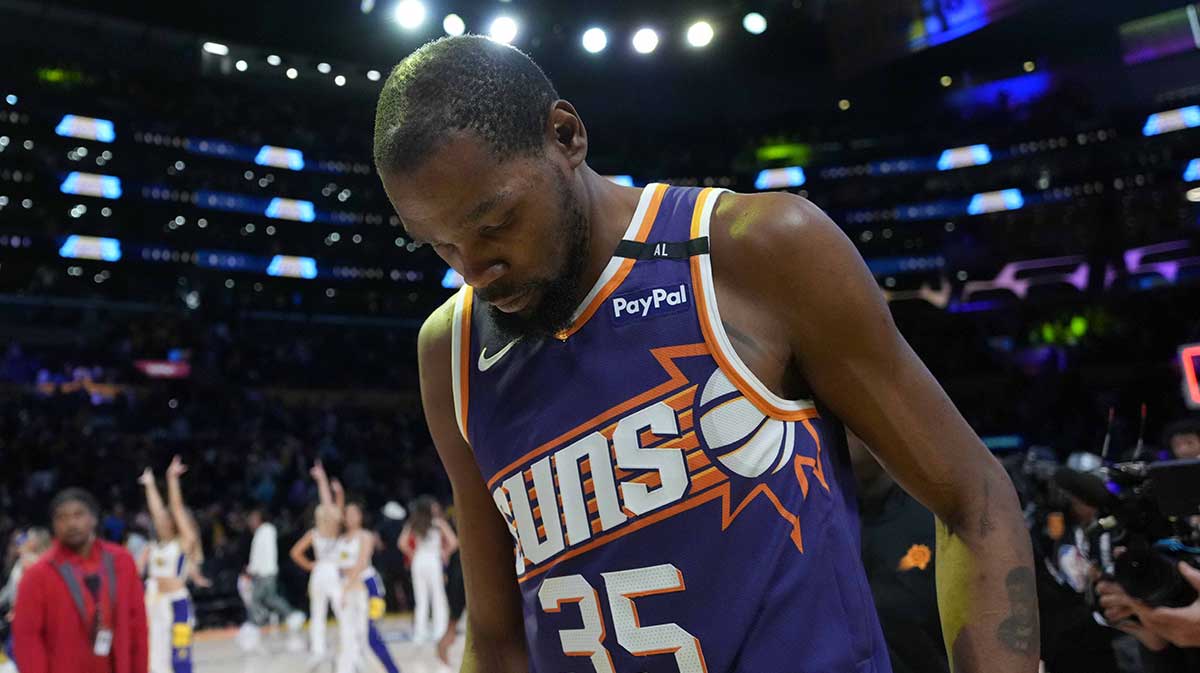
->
xmin=12 ymin=488 xmax=148 ymax=673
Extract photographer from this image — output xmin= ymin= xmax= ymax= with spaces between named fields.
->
xmin=1096 ymin=562 xmax=1200 ymax=671
xmin=1162 ymin=418 xmax=1200 ymax=460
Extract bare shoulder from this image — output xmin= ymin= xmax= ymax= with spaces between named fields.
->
xmin=416 ymin=293 xmax=459 ymax=374
xmin=709 ymin=190 xmax=861 ymax=297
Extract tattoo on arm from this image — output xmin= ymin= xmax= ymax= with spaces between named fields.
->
xmin=997 ymin=567 xmax=1038 ymax=655
xmin=722 ymin=321 xmax=766 ymax=358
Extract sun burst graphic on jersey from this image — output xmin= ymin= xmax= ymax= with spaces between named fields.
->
xmin=485 ymin=344 xmax=831 ymax=583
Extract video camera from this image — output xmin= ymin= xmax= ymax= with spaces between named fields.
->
xmin=1053 ymin=457 xmax=1200 ymax=609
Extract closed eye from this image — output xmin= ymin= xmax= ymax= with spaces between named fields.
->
xmin=480 ymin=212 xmax=515 ymax=238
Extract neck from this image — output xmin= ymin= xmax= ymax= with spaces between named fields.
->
xmin=66 ymin=535 xmax=95 ymax=557
xmin=576 ymin=167 xmax=645 ymax=299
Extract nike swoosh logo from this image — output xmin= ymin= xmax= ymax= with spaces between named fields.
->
xmin=478 ymin=339 xmax=521 ymax=372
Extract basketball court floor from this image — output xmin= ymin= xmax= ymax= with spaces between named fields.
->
xmin=194 ymin=616 xmax=463 ymax=673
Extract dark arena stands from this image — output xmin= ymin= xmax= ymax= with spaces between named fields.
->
xmin=1 ymin=1 xmax=1200 ymax=672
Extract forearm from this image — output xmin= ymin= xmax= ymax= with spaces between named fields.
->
xmin=143 ymin=481 xmax=172 ymax=536
xmin=314 ymin=474 xmax=333 ymax=508
xmin=935 ymin=467 xmax=1039 ymax=673
xmin=460 ymin=622 xmax=528 ymax=673
xmin=166 ymin=476 xmax=198 ymax=544
xmin=166 ymin=475 xmax=185 ymax=514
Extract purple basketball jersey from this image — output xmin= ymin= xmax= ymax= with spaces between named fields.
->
xmin=449 ymin=184 xmax=892 ymax=673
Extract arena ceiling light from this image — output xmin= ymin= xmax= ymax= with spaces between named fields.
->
xmin=334 ymin=75 xmax=347 ymax=86
xmin=286 ymin=67 xmax=298 ymax=79
xmin=317 ymin=62 xmax=332 ymax=74
xmin=743 ymin=12 xmax=767 ymax=35
xmin=687 ymin=21 xmax=714 ymax=48
xmin=367 ymin=69 xmax=382 ymax=81
xmin=235 ymin=60 xmax=248 ymax=72
xmin=393 ymin=0 xmax=427 ymax=30
xmin=632 ymin=28 xmax=659 ymax=54
xmin=443 ymin=13 xmax=465 ymax=36
xmin=489 ymin=16 xmax=519 ymax=44
xmin=267 ymin=54 xmax=281 ymax=66
xmin=582 ymin=27 xmax=608 ymax=54
xmin=202 ymin=42 xmax=229 ymax=56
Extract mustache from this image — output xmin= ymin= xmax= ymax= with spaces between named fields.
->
xmin=476 ymin=280 xmax=543 ymax=304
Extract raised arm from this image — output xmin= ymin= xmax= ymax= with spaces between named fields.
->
xmin=138 ymin=468 xmax=174 ymax=542
xmin=310 ymin=460 xmax=334 ymax=509
xmin=716 ymin=193 xmax=1038 ymax=673
xmin=331 ymin=478 xmax=346 ymax=515
xmin=418 ymin=298 xmax=528 ymax=673
xmin=165 ymin=456 xmax=202 ymax=560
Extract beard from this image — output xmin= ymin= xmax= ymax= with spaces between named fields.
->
xmin=484 ymin=170 xmax=590 ymax=341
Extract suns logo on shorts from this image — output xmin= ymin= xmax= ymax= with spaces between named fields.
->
xmin=487 ymin=344 xmax=832 ymax=584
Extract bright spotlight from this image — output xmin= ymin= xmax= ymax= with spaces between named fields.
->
xmin=334 ymin=75 xmax=346 ymax=86
xmin=633 ymin=28 xmax=659 ymax=54
xmin=582 ymin=27 xmax=607 ymax=54
xmin=743 ymin=12 xmax=767 ymax=35
xmin=393 ymin=0 xmax=427 ymax=30
xmin=489 ymin=16 xmax=518 ymax=44
xmin=235 ymin=60 xmax=248 ymax=72
xmin=267 ymin=54 xmax=281 ymax=66
xmin=286 ymin=67 xmax=298 ymax=79
xmin=687 ymin=21 xmax=714 ymax=48
xmin=202 ymin=42 xmax=229 ymax=56
xmin=367 ymin=69 xmax=381 ymax=81
xmin=317 ymin=62 xmax=331 ymax=74
xmin=443 ymin=13 xmax=465 ymax=36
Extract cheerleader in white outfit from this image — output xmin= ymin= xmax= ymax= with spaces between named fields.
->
xmin=398 ymin=496 xmax=457 ymax=645
xmin=333 ymin=482 xmax=400 ymax=673
xmin=139 ymin=456 xmax=206 ymax=673
xmin=289 ymin=461 xmax=344 ymax=656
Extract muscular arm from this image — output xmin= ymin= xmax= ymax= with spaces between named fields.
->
xmin=418 ymin=298 xmax=528 ymax=673
xmin=718 ymin=193 xmax=1038 ymax=673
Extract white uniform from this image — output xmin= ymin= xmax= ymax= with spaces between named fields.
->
xmin=145 ymin=539 xmax=194 ymax=673
xmin=333 ymin=531 xmax=399 ymax=673
xmin=409 ymin=527 xmax=449 ymax=643
xmin=308 ymin=531 xmax=342 ymax=656
xmin=335 ymin=532 xmax=369 ymax=673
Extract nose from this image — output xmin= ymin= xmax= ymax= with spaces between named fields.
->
xmin=455 ymin=246 xmax=507 ymax=291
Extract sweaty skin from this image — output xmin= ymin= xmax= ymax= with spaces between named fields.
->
xmin=385 ymin=98 xmax=1037 ymax=673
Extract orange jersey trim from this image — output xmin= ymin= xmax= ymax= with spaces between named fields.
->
xmin=687 ymin=188 xmax=819 ymax=422
xmin=457 ymin=288 xmax=474 ymax=439
xmin=555 ymin=183 xmax=668 ymax=340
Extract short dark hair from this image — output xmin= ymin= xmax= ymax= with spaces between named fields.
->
xmin=1163 ymin=417 xmax=1200 ymax=447
xmin=50 ymin=488 xmax=99 ymax=518
xmin=373 ymin=35 xmax=559 ymax=175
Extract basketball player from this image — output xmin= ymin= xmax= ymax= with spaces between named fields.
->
xmin=331 ymin=481 xmax=401 ymax=673
xmin=138 ymin=457 xmax=204 ymax=673
xmin=373 ymin=36 xmax=1038 ymax=673
xmin=288 ymin=461 xmax=343 ymax=657
xmin=397 ymin=496 xmax=458 ymax=644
